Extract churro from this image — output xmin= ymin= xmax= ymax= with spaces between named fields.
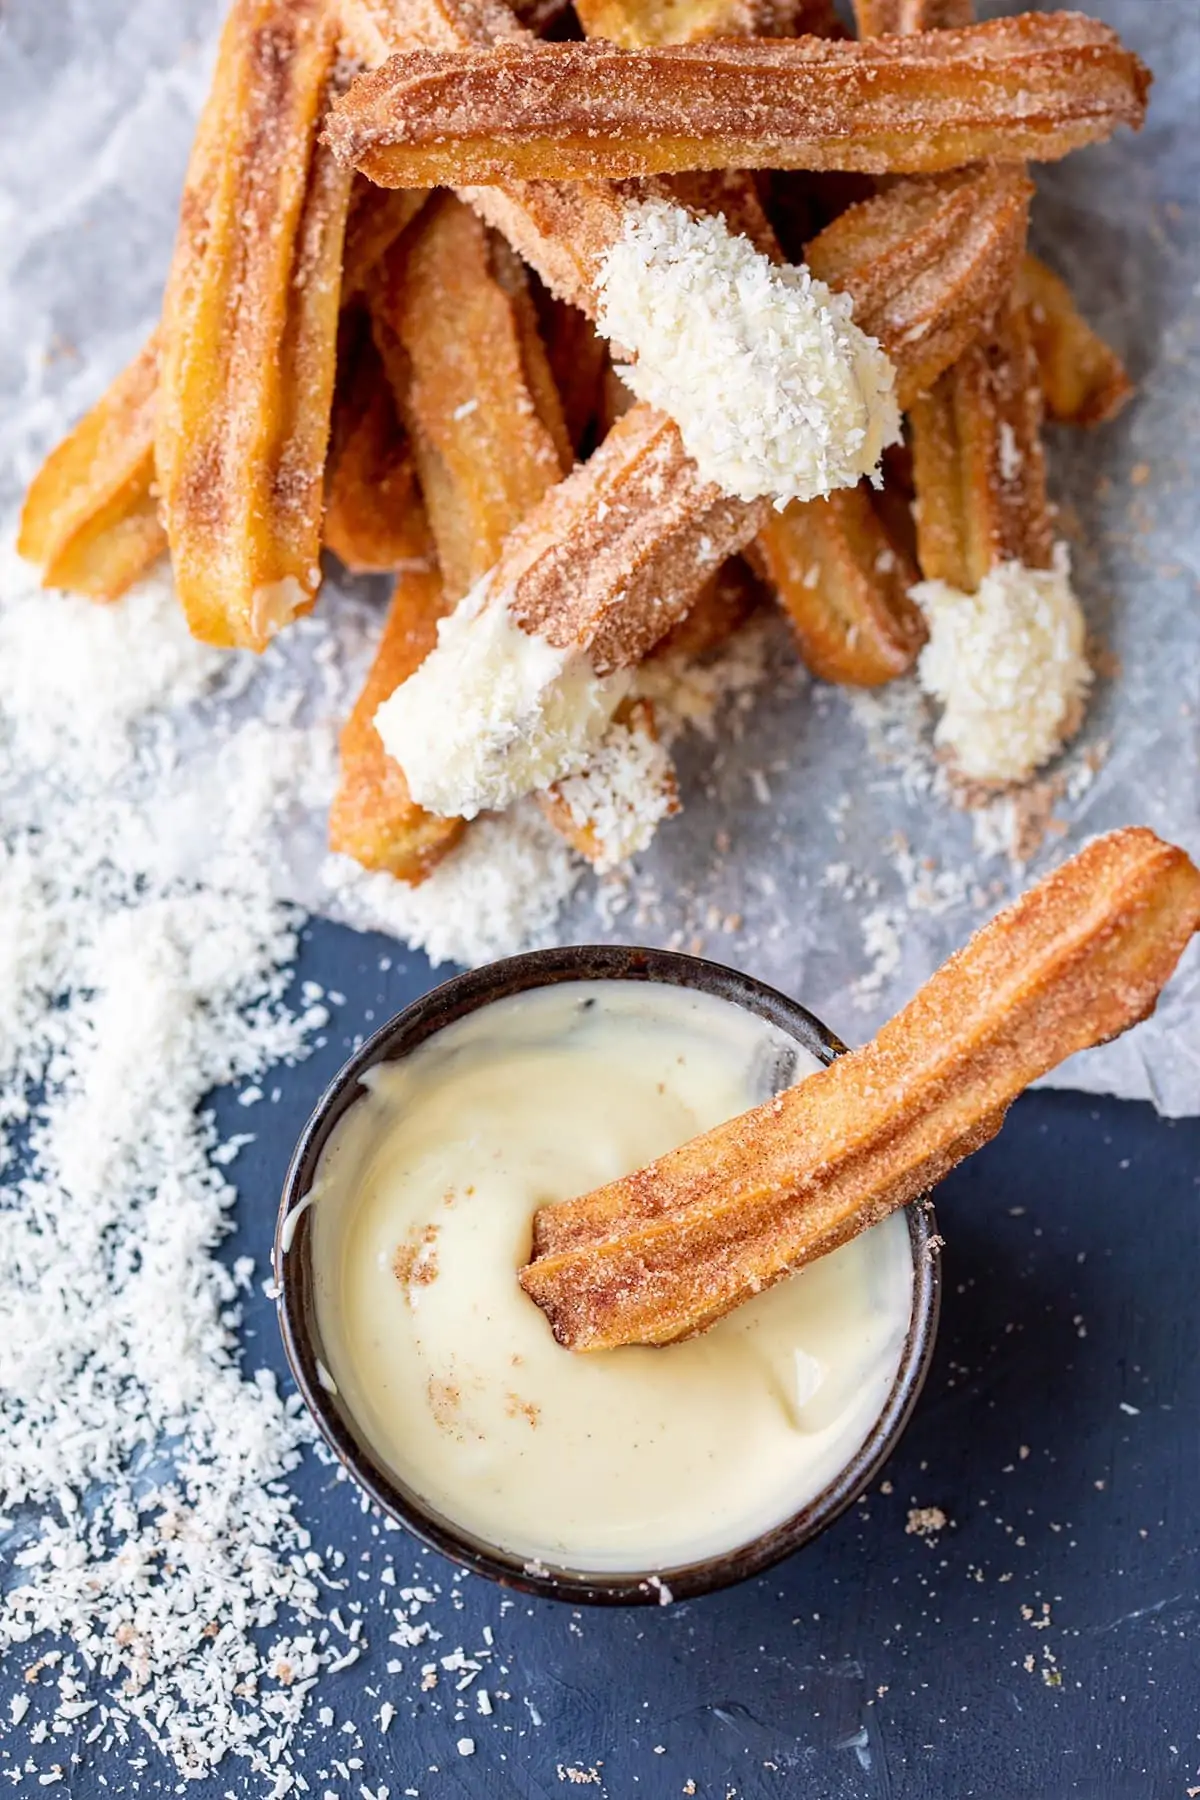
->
xmin=1018 ymin=252 xmax=1133 ymax=427
xmin=17 ymin=334 xmax=166 ymax=602
xmin=752 ymin=485 xmax=925 ymax=688
xmin=323 ymin=323 xmax=431 ymax=575
xmin=909 ymin=304 xmax=1052 ymax=592
xmin=907 ymin=307 xmax=1093 ymax=783
xmin=156 ymin=0 xmax=348 ymax=650
xmin=853 ymin=0 xmax=972 ymax=32
xmin=368 ymin=194 xmax=570 ymax=597
xmin=521 ymin=830 xmax=1200 ymax=1350
xmin=337 ymin=192 xmax=573 ymax=874
xmin=328 ymin=18 xmax=1150 ymax=186
xmin=575 ymin=0 xmax=841 ymax=49
xmin=373 ymin=404 xmax=766 ymax=818
xmin=329 ymin=563 xmax=467 ymax=880
xmin=805 ymin=164 xmax=1033 ymax=410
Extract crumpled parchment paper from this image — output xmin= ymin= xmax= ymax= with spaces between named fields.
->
xmin=1 ymin=0 xmax=1196 ymax=1114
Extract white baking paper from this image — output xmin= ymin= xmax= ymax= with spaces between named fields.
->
xmin=0 ymin=0 xmax=1196 ymax=1113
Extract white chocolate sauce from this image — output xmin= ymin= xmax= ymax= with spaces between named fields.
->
xmin=310 ymin=982 xmax=915 ymax=1573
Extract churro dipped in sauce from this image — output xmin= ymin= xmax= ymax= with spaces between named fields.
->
xmin=310 ymin=982 xmax=914 ymax=1572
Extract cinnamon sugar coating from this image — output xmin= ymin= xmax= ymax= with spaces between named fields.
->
xmin=521 ymin=829 xmax=1200 ymax=1350
xmin=328 ymin=17 xmax=1150 ymax=186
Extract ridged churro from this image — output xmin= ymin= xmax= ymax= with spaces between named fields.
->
xmin=156 ymin=0 xmax=348 ymax=650
xmin=324 ymin=322 xmax=431 ymax=575
xmin=752 ymin=485 xmax=925 ymax=688
xmin=328 ymin=17 xmax=1150 ymax=187
xmin=17 ymin=334 xmax=166 ymax=602
xmin=368 ymin=194 xmax=570 ymax=598
xmin=373 ymin=405 xmax=766 ymax=818
xmin=335 ymin=192 xmax=572 ymax=876
xmin=909 ymin=303 xmax=1052 ymax=591
xmin=1018 ymin=252 xmax=1133 ymax=427
xmin=805 ymin=164 xmax=1033 ymax=410
xmin=575 ymin=0 xmax=841 ymax=49
xmin=329 ymin=563 xmax=467 ymax=880
xmin=521 ymin=830 xmax=1200 ymax=1350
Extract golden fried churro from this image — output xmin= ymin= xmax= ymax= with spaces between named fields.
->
xmin=335 ymin=192 xmax=578 ymax=875
xmin=805 ymin=164 xmax=1033 ymax=410
xmin=853 ymin=0 xmax=973 ymax=34
xmin=372 ymin=405 xmax=766 ymax=818
xmin=909 ymin=304 xmax=1052 ymax=591
xmin=323 ymin=322 xmax=431 ymax=574
xmin=341 ymin=181 xmax=428 ymax=298
xmin=490 ymin=407 xmax=764 ymax=671
xmin=368 ymin=194 xmax=570 ymax=597
xmin=1018 ymin=252 xmax=1133 ymax=427
xmin=521 ymin=829 xmax=1200 ymax=1350
xmin=575 ymin=0 xmax=840 ymax=50
xmin=329 ymin=563 xmax=468 ymax=879
xmin=752 ymin=485 xmax=925 ymax=687
xmin=537 ymin=296 xmax=610 ymax=455
xmin=156 ymin=0 xmax=348 ymax=650
xmin=328 ymin=18 xmax=1150 ymax=187
xmin=649 ymin=559 xmax=762 ymax=662
xmin=17 ymin=334 xmax=166 ymax=602
xmin=339 ymin=0 xmax=628 ymax=316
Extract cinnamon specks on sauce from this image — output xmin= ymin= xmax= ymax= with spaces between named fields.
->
xmin=505 ymin=1392 xmax=541 ymax=1428
xmin=393 ymin=1224 xmax=440 ymax=1295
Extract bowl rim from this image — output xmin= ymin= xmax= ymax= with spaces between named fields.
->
xmin=274 ymin=943 xmax=941 ymax=1606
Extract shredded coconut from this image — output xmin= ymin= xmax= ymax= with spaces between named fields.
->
xmin=913 ymin=546 xmax=1092 ymax=785
xmin=595 ymin=199 xmax=900 ymax=508
xmin=555 ymin=719 xmax=679 ymax=873
xmin=0 ymin=554 xmax=335 ymax=1779
xmin=373 ymin=576 xmax=629 ymax=820
xmin=322 ymin=802 xmax=584 ymax=969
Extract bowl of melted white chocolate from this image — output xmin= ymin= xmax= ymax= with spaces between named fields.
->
xmin=275 ymin=946 xmax=939 ymax=1604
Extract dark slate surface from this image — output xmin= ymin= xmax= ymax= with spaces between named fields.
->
xmin=4 ymin=914 xmax=1198 ymax=1800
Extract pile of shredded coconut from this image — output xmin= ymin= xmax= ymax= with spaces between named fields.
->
xmin=913 ymin=546 xmax=1093 ymax=785
xmin=555 ymin=715 xmax=679 ymax=873
xmin=595 ymin=198 xmax=900 ymax=507
xmin=0 ymin=559 xmax=342 ymax=1780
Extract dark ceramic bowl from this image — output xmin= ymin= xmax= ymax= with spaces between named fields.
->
xmin=275 ymin=945 xmax=941 ymax=1606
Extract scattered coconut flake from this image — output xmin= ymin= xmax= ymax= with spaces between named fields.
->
xmin=0 ymin=555 xmax=333 ymax=1779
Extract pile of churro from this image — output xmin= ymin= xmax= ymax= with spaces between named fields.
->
xmin=17 ymin=0 xmax=1149 ymax=885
